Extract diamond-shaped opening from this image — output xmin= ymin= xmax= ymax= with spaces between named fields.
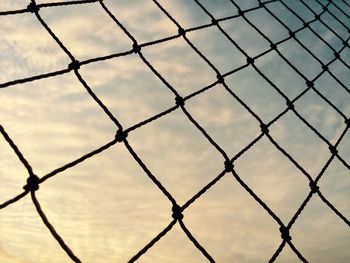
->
xmin=79 ymin=54 xmax=175 ymax=129
xmin=276 ymin=0 xmax=316 ymax=22
xmin=39 ymin=3 xmax=132 ymax=61
xmin=320 ymin=12 xmax=349 ymax=39
xmin=265 ymin=1 xmax=303 ymax=31
xmin=184 ymin=175 xmax=281 ymax=263
xmin=269 ymin=110 xmax=330 ymax=176
xmin=278 ymin=37 xmax=322 ymax=80
xmin=318 ymin=158 xmax=350 ymax=219
xmin=294 ymin=89 xmax=346 ymax=144
xmin=0 ymin=136 xmax=29 ymax=204
xmin=136 ymin=223 xmax=209 ymax=263
xmin=127 ymin=109 xmax=224 ymax=204
xmin=224 ymin=66 xmax=286 ymax=123
xmin=0 ymin=197 xmax=69 ymax=263
xmin=185 ymin=84 xmax=260 ymax=157
xmin=296 ymin=27 xmax=335 ymax=64
xmin=141 ymin=37 xmax=217 ymax=96
xmin=100 ymin=0 xmax=178 ymax=44
xmin=245 ymin=7 xmax=289 ymax=43
xmin=187 ymin=25 xmax=246 ymax=73
xmin=309 ymin=21 xmax=344 ymax=51
xmin=0 ymin=73 xmax=116 ymax=176
xmin=37 ymin=142 xmax=171 ymax=262
xmin=290 ymin=197 xmax=350 ymax=262
xmin=220 ymin=16 xmax=270 ymax=57
xmin=337 ymin=131 xmax=350 ymax=165
xmin=156 ymin=0 xmax=211 ymax=29
xmin=196 ymin=0 xmax=238 ymax=19
xmin=0 ymin=13 xmax=69 ymax=84
xmin=234 ymin=136 xmax=311 ymax=223
xmin=315 ymin=72 xmax=350 ymax=116
xmin=255 ymin=49 xmax=307 ymax=99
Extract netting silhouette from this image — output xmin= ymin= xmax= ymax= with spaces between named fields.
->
xmin=0 ymin=0 xmax=349 ymax=262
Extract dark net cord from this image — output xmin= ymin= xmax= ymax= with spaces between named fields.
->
xmin=0 ymin=0 xmax=349 ymax=262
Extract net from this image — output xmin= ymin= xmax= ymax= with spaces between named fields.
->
xmin=0 ymin=0 xmax=349 ymax=262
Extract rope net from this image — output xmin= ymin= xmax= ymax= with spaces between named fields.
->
xmin=0 ymin=0 xmax=349 ymax=262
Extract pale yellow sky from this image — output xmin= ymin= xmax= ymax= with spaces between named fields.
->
xmin=0 ymin=0 xmax=350 ymax=262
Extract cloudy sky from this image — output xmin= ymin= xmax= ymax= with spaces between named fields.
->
xmin=0 ymin=0 xmax=349 ymax=262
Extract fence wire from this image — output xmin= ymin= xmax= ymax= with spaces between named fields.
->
xmin=0 ymin=0 xmax=349 ymax=262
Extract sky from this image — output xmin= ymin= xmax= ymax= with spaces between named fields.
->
xmin=0 ymin=0 xmax=350 ymax=262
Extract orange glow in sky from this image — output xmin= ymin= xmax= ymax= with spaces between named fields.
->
xmin=0 ymin=0 xmax=350 ymax=262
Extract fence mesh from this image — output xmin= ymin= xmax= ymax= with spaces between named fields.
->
xmin=0 ymin=0 xmax=349 ymax=262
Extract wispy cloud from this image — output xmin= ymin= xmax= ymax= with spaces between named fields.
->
xmin=0 ymin=0 xmax=349 ymax=262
